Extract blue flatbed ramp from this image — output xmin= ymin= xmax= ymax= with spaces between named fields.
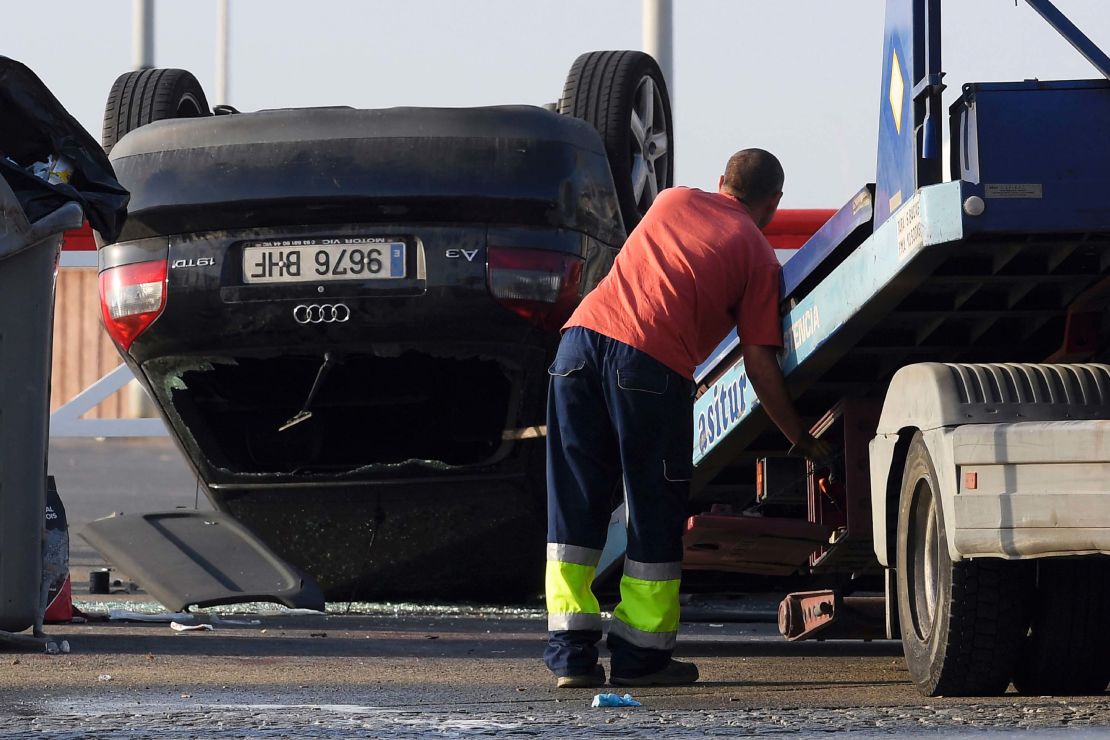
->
xmin=692 ymin=70 xmax=1110 ymax=491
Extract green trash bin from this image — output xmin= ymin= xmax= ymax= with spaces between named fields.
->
xmin=0 ymin=174 xmax=83 ymax=633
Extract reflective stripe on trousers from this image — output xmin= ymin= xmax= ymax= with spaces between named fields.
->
xmin=609 ymin=557 xmax=682 ymax=651
xmin=545 ymin=543 xmax=603 ymax=632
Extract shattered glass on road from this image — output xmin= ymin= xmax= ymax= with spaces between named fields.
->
xmin=3 ymin=613 xmax=1110 ymax=738
xmin=3 ymin=695 xmax=1110 ymax=738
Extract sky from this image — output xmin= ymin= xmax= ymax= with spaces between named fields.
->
xmin=6 ymin=0 xmax=1110 ymax=209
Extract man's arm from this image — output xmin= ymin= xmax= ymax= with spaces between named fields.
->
xmin=742 ymin=344 xmax=804 ymax=443
xmin=742 ymin=343 xmax=830 ymax=461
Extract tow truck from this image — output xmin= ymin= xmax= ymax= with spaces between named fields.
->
xmin=680 ymin=0 xmax=1110 ymax=696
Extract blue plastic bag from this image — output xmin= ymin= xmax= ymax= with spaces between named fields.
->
xmin=591 ymin=693 xmax=642 ymax=708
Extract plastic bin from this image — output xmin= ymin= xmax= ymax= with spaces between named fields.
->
xmin=0 ymin=174 xmax=82 ymax=632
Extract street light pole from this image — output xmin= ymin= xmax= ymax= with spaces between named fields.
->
xmin=642 ymin=0 xmax=673 ymax=96
xmin=132 ymin=0 xmax=154 ymax=70
xmin=216 ymin=0 xmax=230 ymax=106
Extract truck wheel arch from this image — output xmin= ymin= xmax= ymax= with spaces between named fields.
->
xmin=871 ymin=426 xmax=915 ymax=568
xmin=870 ymin=362 xmax=1110 ymax=567
xmin=872 ymin=425 xmax=962 ymax=567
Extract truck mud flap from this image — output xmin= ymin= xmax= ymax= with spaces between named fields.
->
xmin=79 ymin=511 xmax=324 ymax=612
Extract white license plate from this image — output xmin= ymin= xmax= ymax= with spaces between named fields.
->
xmin=242 ymin=239 xmax=406 ymax=284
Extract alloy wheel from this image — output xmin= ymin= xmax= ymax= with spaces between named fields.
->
xmin=628 ymin=74 xmax=670 ymax=216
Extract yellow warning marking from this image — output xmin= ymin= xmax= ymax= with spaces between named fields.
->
xmin=888 ymin=190 xmax=903 ymax=213
xmin=889 ymin=49 xmax=905 ymax=134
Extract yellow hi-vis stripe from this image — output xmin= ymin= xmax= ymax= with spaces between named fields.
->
xmin=545 ymin=560 xmax=600 ymax=618
xmin=612 ymin=574 xmax=681 ymax=634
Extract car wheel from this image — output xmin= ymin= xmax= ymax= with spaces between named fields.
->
xmin=895 ymin=432 xmax=1032 ymax=696
xmin=1013 ymin=558 xmax=1110 ymax=695
xmin=102 ymin=68 xmax=210 ymax=153
xmin=558 ymin=50 xmax=673 ymax=232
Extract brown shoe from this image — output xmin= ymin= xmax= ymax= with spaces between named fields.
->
xmin=610 ymin=659 xmax=699 ymax=687
xmin=555 ymin=664 xmax=606 ymax=689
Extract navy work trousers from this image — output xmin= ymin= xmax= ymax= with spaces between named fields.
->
xmin=544 ymin=327 xmax=693 ymax=678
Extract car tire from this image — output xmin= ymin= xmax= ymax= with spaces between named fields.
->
xmin=102 ymin=68 xmax=210 ymax=153
xmin=1013 ymin=558 xmax=1110 ymax=695
xmin=558 ymin=50 xmax=673 ymax=232
xmin=895 ymin=432 xmax=1032 ymax=697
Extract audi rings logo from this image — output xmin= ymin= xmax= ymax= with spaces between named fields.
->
xmin=293 ymin=303 xmax=351 ymax=324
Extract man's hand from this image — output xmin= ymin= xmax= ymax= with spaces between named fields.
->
xmin=742 ymin=345 xmax=835 ymax=464
xmin=788 ymin=431 xmax=833 ymax=465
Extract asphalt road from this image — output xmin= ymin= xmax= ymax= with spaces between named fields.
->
xmin=6 ymin=615 xmax=1110 ymax=737
xmin=3 ymin=438 xmax=1107 ymax=737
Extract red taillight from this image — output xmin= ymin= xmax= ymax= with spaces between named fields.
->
xmin=486 ymin=247 xmax=583 ymax=331
xmin=98 ymin=259 xmax=168 ymax=351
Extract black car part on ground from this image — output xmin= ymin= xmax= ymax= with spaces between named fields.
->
xmin=0 ymin=57 xmax=128 ymax=241
xmin=80 ymin=510 xmax=324 ymax=611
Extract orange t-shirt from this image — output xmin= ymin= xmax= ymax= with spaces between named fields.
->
xmin=566 ymin=187 xmax=783 ymax=379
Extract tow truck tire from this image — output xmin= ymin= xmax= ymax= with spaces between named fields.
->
xmin=102 ymin=68 xmax=210 ymax=153
xmin=558 ymin=50 xmax=673 ymax=232
xmin=1013 ymin=558 xmax=1110 ymax=695
xmin=895 ymin=433 xmax=1032 ymax=696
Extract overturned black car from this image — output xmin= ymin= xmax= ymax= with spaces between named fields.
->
xmin=96 ymin=53 xmax=673 ymax=600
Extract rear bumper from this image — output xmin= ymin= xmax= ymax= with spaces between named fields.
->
xmin=950 ymin=420 xmax=1110 ymax=559
xmin=208 ymin=466 xmax=546 ymax=599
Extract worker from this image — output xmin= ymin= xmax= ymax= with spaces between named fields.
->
xmin=544 ymin=149 xmax=831 ymax=688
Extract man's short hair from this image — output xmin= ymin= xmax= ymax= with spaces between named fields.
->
xmin=722 ymin=149 xmax=784 ymax=203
